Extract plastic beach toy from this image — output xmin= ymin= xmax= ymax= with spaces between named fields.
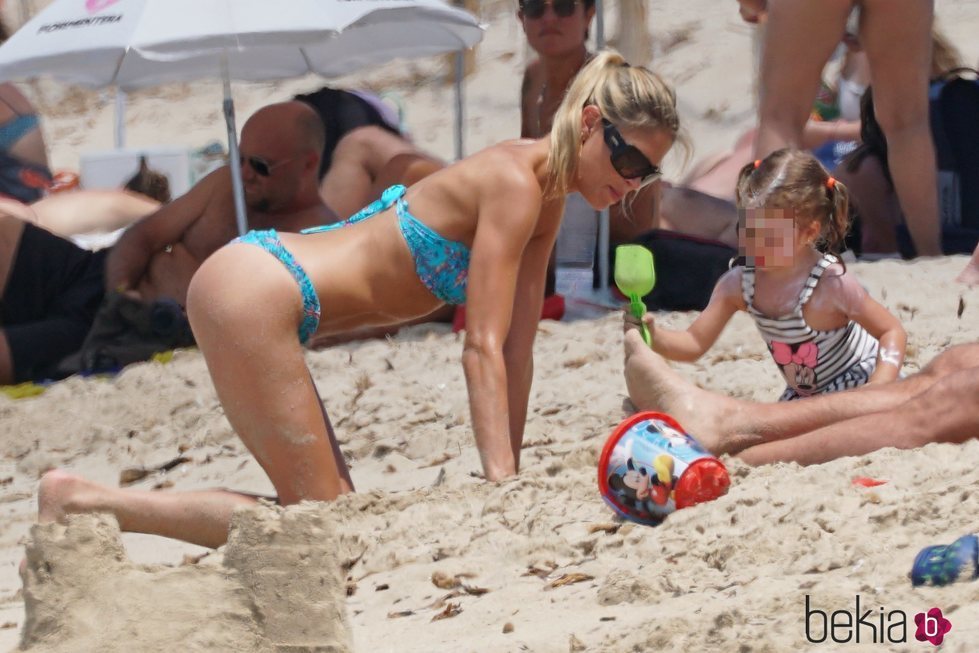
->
xmin=598 ymin=411 xmax=730 ymax=526
xmin=911 ymin=533 xmax=979 ymax=587
xmin=614 ymin=244 xmax=655 ymax=346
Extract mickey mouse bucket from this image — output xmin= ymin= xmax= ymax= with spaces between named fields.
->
xmin=598 ymin=411 xmax=731 ymax=526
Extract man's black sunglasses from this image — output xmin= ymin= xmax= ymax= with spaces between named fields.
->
xmin=240 ymin=155 xmax=294 ymax=177
xmin=520 ymin=0 xmax=579 ymax=20
xmin=602 ymin=118 xmax=661 ymax=187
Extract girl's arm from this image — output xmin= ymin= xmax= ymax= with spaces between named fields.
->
xmin=834 ymin=274 xmax=907 ymax=383
xmin=462 ymin=166 xmax=543 ymax=481
xmin=639 ymin=268 xmax=743 ymax=362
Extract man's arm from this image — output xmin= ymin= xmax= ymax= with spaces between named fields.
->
xmin=103 ymin=168 xmax=227 ymax=293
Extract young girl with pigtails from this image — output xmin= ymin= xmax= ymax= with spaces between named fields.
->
xmin=627 ymin=148 xmax=906 ymax=400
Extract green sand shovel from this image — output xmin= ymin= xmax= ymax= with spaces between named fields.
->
xmin=614 ymin=244 xmax=656 ymax=346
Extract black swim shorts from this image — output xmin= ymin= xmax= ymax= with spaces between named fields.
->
xmin=0 ymin=223 xmax=107 ymax=382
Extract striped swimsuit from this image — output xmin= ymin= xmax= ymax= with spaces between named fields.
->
xmin=742 ymin=253 xmax=878 ymax=401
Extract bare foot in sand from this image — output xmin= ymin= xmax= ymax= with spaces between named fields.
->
xmin=37 ymin=469 xmax=104 ymax=523
xmin=622 ymin=329 xmax=742 ymax=454
xmin=956 ymin=251 xmax=979 ymax=287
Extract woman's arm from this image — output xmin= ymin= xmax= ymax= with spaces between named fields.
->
xmin=462 ymin=167 xmax=543 ymax=481
xmin=500 ymin=198 xmax=563 ymax=470
xmin=641 ymin=268 xmax=743 ymax=362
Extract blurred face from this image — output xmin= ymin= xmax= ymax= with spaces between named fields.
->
xmin=574 ymin=106 xmax=673 ymax=209
xmin=738 ymin=209 xmax=798 ymax=268
xmin=237 ymin=125 xmax=306 ymax=213
xmin=519 ymin=0 xmax=594 ymax=58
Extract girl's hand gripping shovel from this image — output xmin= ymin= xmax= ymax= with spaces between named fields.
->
xmin=614 ymin=245 xmax=656 ymax=345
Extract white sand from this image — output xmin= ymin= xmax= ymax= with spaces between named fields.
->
xmin=2 ymin=1 xmax=979 ymax=651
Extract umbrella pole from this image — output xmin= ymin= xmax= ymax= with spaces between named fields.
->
xmin=454 ymin=51 xmax=464 ymax=161
xmin=595 ymin=0 xmax=609 ymax=292
xmin=114 ymin=89 xmax=126 ymax=149
xmin=221 ymin=62 xmax=249 ymax=237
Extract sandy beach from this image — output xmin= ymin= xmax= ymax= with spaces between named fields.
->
xmin=2 ymin=1 xmax=979 ymax=651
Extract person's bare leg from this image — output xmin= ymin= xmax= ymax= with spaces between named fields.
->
xmin=31 ymin=247 xmax=356 ymax=549
xmin=624 ymin=330 xmax=979 ymax=455
xmin=754 ymin=0 xmax=854 ymax=158
xmin=319 ymin=126 xmax=419 ymax=219
xmin=37 ymin=469 xmax=256 ymax=548
xmin=860 ymin=0 xmax=940 ymax=257
xmin=624 ymin=329 xmax=745 ymax=453
xmin=738 ymin=364 xmax=979 ymax=465
xmin=188 ymin=245 xmax=353 ymax=504
xmin=957 ymin=244 xmax=979 ymax=286
xmin=861 ymin=0 xmax=942 ymax=256
xmin=833 ymin=155 xmax=902 ymax=255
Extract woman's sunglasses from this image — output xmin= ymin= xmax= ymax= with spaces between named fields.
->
xmin=601 ymin=118 xmax=661 ymax=186
xmin=240 ymin=155 xmax=294 ymax=177
xmin=519 ymin=0 xmax=579 ymax=20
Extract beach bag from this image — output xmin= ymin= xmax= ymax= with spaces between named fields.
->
xmin=899 ymin=68 xmax=979 ymax=257
xmin=932 ymin=68 xmax=979 ymax=229
xmin=614 ymin=230 xmax=736 ymax=312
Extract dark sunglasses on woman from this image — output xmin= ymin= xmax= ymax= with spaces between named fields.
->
xmin=602 ymin=118 xmax=662 ymax=187
xmin=240 ymin=155 xmax=294 ymax=177
xmin=519 ymin=0 xmax=579 ymax=20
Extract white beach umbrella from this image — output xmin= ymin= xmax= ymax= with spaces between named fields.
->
xmin=0 ymin=0 xmax=483 ymax=235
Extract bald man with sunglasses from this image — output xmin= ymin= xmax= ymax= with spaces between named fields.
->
xmin=0 ymin=101 xmax=336 ymax=383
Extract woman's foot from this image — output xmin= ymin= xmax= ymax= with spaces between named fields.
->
xmin=37 ymin=469 xmax=107 ymax=523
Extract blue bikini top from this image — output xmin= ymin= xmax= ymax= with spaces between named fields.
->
xmin=302 ymin=185 xmax=471 ymax=305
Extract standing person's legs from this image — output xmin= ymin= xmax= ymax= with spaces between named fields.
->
xmin=753 ymin=0 xmax=854 ymax=158
xmin=738 ymin=364 xmax=979 ymax=465
xmin=859 ymin=0 xmax=941 ymax=256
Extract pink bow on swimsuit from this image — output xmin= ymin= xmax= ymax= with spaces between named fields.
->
xmin=772 ymin=341 xmax=818 ymax=368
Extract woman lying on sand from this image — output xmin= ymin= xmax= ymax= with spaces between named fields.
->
xmin=39 ymin=51 xmax=680 ymax=548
